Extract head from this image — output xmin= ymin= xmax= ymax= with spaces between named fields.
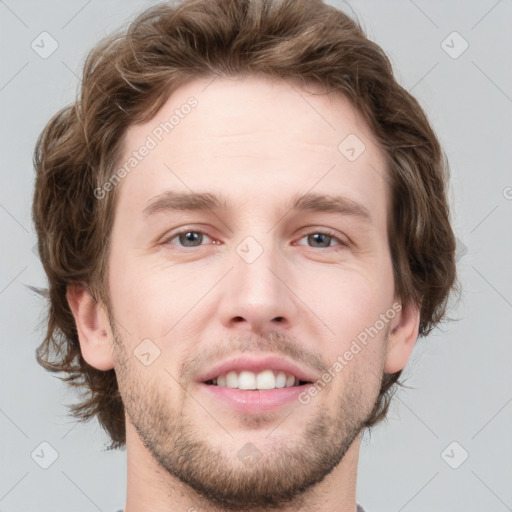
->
xmin=32 ymin=0 xmax=458 ymax=508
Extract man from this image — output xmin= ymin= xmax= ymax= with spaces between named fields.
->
xmin=32 ymin=0 xmax=457 ymax=510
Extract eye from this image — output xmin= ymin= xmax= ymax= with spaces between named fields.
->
xmin=163 ymin=229 xmax=215 ymax=248
xmin=161 ymin=228 xmax=347 ymax=250
xmin=295 ymin=230 xmax=346 ymax=249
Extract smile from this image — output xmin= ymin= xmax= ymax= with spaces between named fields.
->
xmin=205 ymin=369 xmax=309 ymax=390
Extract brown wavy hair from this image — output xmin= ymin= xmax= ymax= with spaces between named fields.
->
xmin=32 ymin=0 xmax=459 ymax=449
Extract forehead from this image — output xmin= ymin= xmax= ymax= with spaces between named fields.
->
xmin=114 ymin=75 xmax=389 ymax=225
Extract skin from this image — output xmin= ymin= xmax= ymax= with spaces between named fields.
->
xmin=67 ymin=75 xmax=420 ymax=512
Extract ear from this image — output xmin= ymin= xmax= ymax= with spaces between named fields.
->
xmin=66 ymin=284 xmax=114 ymax=371
xmin=384 ymin=300 xmax=421 ymax=374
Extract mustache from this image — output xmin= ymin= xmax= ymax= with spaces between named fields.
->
xmin=180 ymin=331 xmax=330 ymax=383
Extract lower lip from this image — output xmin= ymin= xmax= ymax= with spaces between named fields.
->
xmin=197 ymin=383 xmax=311 ymax=414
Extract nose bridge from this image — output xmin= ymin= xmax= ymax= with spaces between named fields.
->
xmin=218 ymin=231 xmax=295 ymax=331
xmin=233 ymin=232 xmax=284 ymax=300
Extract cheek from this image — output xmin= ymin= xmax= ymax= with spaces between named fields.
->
xmin=109 ymin=254 xmax=214 ymax=342
xmin=301 ymin=261 xmax=393 ymax=328
xmin=294 ymin=261 xmax=394 ymax=374
xmin=109 ymin=258 xmax=162 ymax=341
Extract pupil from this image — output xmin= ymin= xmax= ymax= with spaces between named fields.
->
xmin=181 ymin=232 xmax=201 ymax=246
xmin=310 ymin=233 xmax=330 ymax=247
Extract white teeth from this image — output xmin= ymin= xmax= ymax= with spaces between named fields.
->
xmin=238 ymin=371 xmax=256 ymax=390
xmin=226 ymin=371 xmax=238 ymax=388
xmin=210 ymin=370 xmax=303 ymax=390
xmin=256 ymin=369 xmax=275 ymax=390
xmin=275 ymin=371 xmax=287 ymax=388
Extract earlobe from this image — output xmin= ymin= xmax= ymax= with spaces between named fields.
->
xmin=66 ymin=284 xmax=114 ymax=371
xmin=384 ymin=300 xmax=421 ymax=374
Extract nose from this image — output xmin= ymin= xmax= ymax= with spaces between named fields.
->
xmin=217 ymin=240 xmax=298 ymax=334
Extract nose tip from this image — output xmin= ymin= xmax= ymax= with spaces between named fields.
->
xmin=216 ymin=242 xmax=298 ymax=335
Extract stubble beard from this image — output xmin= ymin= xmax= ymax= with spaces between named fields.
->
xmin=112 ymin=324 xmax=384 ymax=511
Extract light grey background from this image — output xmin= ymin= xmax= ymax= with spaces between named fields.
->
xmin=0 ymin=0 xmax=511 ymax=511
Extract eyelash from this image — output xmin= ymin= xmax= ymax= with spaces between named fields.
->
xmin=161 ymin=227 xmax=347 ymax=250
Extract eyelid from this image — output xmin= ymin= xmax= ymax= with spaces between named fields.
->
xmin=160 ymin=226 xmax=217 ymax=247
xmin=161 ymin=225 xmax=348 ymax=250
xmin=294 ymin=227 xmax=348 ymax=248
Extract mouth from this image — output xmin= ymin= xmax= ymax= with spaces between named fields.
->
xmin=204 ymin=369 xmax=311 ymax=390
xmin=196 ymin=355 xmax=316 ymax=414
xmin=196 ymin=354 xmax=317 ymax=389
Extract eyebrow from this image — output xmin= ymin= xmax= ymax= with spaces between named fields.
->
xmin=143 ymin=190 xmax=372 ymax=224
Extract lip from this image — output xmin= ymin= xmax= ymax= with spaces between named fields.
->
xmin=195 ymin=354 xmax=318 ymax=384
xmin=197 ymin=382 xmax=313 ymax=414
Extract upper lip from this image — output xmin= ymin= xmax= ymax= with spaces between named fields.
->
xmin=196 ymin=354 xmax=318 ymax=383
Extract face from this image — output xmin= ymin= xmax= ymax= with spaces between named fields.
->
xmin=104 ymin=75 xmax=401 ymax=509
